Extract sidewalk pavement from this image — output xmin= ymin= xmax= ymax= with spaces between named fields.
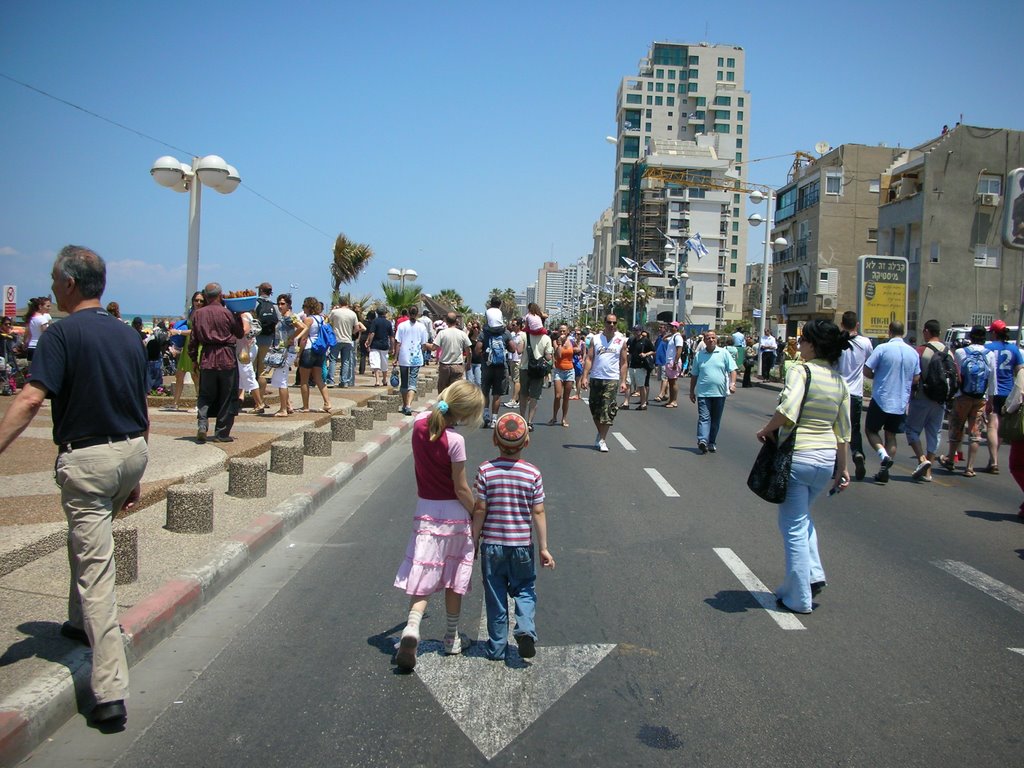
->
xmin=0 ymin=369 xmax=439 ymax=766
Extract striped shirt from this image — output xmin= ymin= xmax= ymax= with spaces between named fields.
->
xmin=776 ymin=360 xmax=852 ymax=451
xmin=474 ymin=458 xmax=545 ymax=546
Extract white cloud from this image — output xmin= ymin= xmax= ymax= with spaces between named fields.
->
xmin=0 ymin=246 xmax=19 ymax=257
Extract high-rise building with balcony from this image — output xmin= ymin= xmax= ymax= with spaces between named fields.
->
xmin=603 ymin=41 xmax=749 ymax=326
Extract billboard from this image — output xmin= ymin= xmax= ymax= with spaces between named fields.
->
xmin=857 ymin=256 xmax=908 ymax=338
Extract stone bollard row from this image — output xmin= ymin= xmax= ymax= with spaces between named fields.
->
xmin=304 ymin=429 xmax=332 ymax=456
xmin=352 ymin=407 xmax=374 ymax=431
xmin=228 ymin=457 xmax=268 ymax=498
xmin=368 ymin=398 xmax=388 ymax=421
xmin=381 ymin=393 xmax=402 ymax=411
xmin=113 ymin=527 xmax=138 ymax=585
xmin=271 ymin=441 xmax=304 ymax=475
xmin=166 ymin=484 xmax=214 ymax=534
xmin=331 ymin=415 xmax=356 ymax=442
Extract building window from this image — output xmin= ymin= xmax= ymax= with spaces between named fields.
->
xmin=667 ymin=111 xmax=673 ymax=117
xmin=717 ymin=57 xmax=724 ymax=66
xmin=695 ymin=110 xmax=706 ymax=120
xmin=655 ymin=82 xmax=664 ymax=92
xmin=688 ymin=68 xmax=699 ymax=79
xmin=713 ymin=123 xmax=730 ymax=133
xmin=646 ymin=96 xmax=653 ymax=105
xmin=867 ymin=228 xmax=878 ymax=242
xmin=713 ymin=109 xmax=730 ymax=119
xmin=978 ymin=174 xmax=1002 ymax=195
xmin=975 ymin=244 xmax=1001 ymax=268
xmin=732 ymin=221 xmax=739 ymax=232
xmin=733 ymin=194 xmax=740 ymax=203
xmin=726 ymin=71 xmax=735 ymax=82
xmin=667 ymin=70 xmax=675 ymax=79
xmin=620 ymin=165 xmax=632 ymax=184
xmin=731 ymin=235 xmax=738 ymax=245
xmin=667 ymin=126 xmax=673 ymax=131
xmin=646 ymin=109 xmax=652 ymax=117
xmin=727 ymin=57 xmax=735 ymax=67
xmin=694 ymin=96 xmax=706 ymax=106
xmin=730 ymin=278 xmax=736 ymax=287
xmin=645 ymin=122 xmax=651 ymax=132
xmin=667 ymin=97 xmax=675 ymax=106
xmin=668 ymin=83 xmax=675 ymax=93
xmin=688 ymin=55 xmax=699 ymax=65
xmin=736 ymin=125 xmax=743 ymax=135
xmin=647 ymin=82 xmax=654 ymax=92
xmin=737 ymin=111 xmax=744 ymax=121
xmin=733 ymin=207 xmax=739 ymax=216
xmin=687 ymin=83 xmax=697 ymax=93
xmin=714 ymin=96 xmax=731 ymax=106
xmin=868 ymin=178 xmax=880 ymax=193
xmin=731 ymin=249 xmax=738 ymax=258
xmin=656 ymin=68 xmax=664 ymax=78
xmin=626 ymin=94 xmax=642 ymax=104
xmin=655 ymin=96 xmax=663 ymax=105
xmin=736 ymin=139 xmax=743 ymax=148
xmin=622 ymin=136 xmax=640 ymax=159
xmin=716 ymin=70 xmax=724 ymax=81
xmin=929 ymin=243 xmax=940 ymax=263
xmin=825 ymin=170 xmax=843 ymax=195
xmin=738 ymin=97 xmax=745 ymax=106
xmin=735 ymin=152 xmax=743 ymax=162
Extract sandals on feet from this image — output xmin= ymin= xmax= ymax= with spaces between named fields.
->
xmin=964 ymin=469 xmax=977 ymax=478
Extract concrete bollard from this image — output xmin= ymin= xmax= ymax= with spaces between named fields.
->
xmin=382 ymin=393 xmax=402 ymax=411
xmin=270 ymin=441 xmax=304 ymax=475
xmin=227 ymin=457 xmax=268 ymax=498
xmin=165 ymin=484 xmax=214 ymax=534
xmin=331 ymin=415 xmax=356 ymax=442
xmin=352 ymin=406 xmax=374 ymax=431
xmin=368 ymin=398 xmax=388 ymax=421
xmin=303 ymin=429 xmax=332 ymax=456
xmin=113 ymin=527 xmax=138 ymax=585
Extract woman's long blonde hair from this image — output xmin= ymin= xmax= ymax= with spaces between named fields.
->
xmin=428 ymin=380 xmax=484 ymax=441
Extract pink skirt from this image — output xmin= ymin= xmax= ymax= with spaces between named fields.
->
xmin=393 ymin=498 xmax=474 ymax=596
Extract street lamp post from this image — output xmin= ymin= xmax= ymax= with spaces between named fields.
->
xmin=151 ymin=155 xmax=240 ymax=307
xmin=665 ymin=241 xmax=688 ymax=324
xmin=748 ymin=189 xmax=788 ymax=338
xmin=386 ymin=267 xmax=419 ymax=294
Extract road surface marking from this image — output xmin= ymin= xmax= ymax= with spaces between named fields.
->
xmin=611 ymin=432 xmax=636 ymax=451
xmin=1009 ymin=648 xmax=1024 ymax=657
xmin=713 ymin=547 xmax=807 ymax=630
xmin=644 ymin=468 xmax=679 ymax=497
xmin=411 ymin=601 xmax=614 ymax=760
xmin=933 ymin=559 xmax=1024 ymax=615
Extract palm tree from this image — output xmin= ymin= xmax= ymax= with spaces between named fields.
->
xmin=380 ymin=281 xmax=423 ymax=314
xmin=488 ymin=288 xmax=519 ymax=319
xmin=435 ymin=289 xmax=464 ymax=310
xmin=330 ymin=233 xmax=374 ymax=304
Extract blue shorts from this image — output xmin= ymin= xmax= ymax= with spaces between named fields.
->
xmin=553 ymin=368 xmax=575 ymax=382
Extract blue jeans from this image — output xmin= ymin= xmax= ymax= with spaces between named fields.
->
xmin=480 ymin=543 xmax=537 ymax=660
xmin=147 ymin=360 xmax=163 ymax=392
xmin=777 ymin=457 xmax=832 ymax=612
xmin=326 ymin=342 xmax=355 ymax=386
xmin=467 ymin=363 xmax=482 ymax=387
xmin=696 ymin=396 xmax=726 ymax=447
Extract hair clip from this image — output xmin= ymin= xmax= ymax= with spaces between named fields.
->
xmin=436 ymin=401 xmax=449 ymax=414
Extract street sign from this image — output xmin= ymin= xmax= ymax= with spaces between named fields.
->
xmin=1003 ymin=167 xmax=1024 ymax=251
xmin=857 ymin=256 xmax=908 ymax=338
xmin=2 ymin=285 xmax=15 ymax=318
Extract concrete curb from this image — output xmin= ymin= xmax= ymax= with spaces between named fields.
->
xmin=0 ymin=413 xmax=420 ymax=767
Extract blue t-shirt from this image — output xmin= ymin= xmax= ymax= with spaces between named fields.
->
xmin=691 ymin=347 xmax=737 ymax=397
xmin=170 ymin=318 xmax=188 ymax=350
xmin=30 ymin=307 xmax=149 ymax=445
xmin=865 ymin=337 xmax=920 ymax=414
xmin=985 ymin=340 xmax=1024 ymax=396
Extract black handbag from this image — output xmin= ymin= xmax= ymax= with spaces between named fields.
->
xmin=747 ymin=365 xmax=811 ymax=504
xmin=525 ymin=336 xmax=552 ymax=378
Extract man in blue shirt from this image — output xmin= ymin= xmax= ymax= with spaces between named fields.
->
xmin=983 ymin=319 xmax=1023 ymax=473
xmin=864 ymin=321 xmax=921 ymax=483
xmin=688 ymin=330 xmax=737 ymax=453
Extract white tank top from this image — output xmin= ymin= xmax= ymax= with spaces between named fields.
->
xmin=590 ymin=332 xmax=625 ymax=380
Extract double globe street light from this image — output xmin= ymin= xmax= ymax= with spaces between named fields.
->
xmin=387 ymin=267 xmax=419 ymax=293
xmin=151 ymin=155 xmax=241 ymax=308
xmin=747 ymin=189 xmax=788 ymax=338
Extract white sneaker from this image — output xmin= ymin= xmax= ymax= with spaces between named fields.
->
xmin=598 ymin=439 xmax=609 ymax=453
xmin=443 ymin=632 xmax=463 ymax=655
xmin=504 ymin=401 xmax=518 ymax=409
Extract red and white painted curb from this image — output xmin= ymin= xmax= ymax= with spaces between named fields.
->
xmin=0 ymin=411 xmax=422 ymax=766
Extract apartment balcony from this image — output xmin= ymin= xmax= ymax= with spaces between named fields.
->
xmin=796 ymin=240 xmax=807 ymax=260
xmin=773 ymin=246 xmax=795 ymax=266
xmin=788 ymin=290 xmax=809 ymax=306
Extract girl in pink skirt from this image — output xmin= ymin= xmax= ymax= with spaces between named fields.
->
xmin=394 ymin=380 xmax=484 ymax=671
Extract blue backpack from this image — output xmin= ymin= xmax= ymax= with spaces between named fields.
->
xmin=311 ymin=316 xmax=337 ymax=355
xmin=486 ymin=333 xmax=507 ymax=366
xmin=960 ymin=348 xmax=989 ymax=396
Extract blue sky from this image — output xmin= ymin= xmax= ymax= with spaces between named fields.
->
xmin=2 ymin=0 xmax=1022 ymax=316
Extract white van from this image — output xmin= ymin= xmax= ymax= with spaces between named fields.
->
xmin=944 ymin=324 xmax=1024 ymax=348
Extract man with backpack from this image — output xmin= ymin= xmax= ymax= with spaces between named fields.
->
xmin=252 ymin=283 xmax=279 ymax=403
xmin=941 ymin=325 xmax=997 ymax=476
xmin=983 ymin=319 xmax=1024 ymax=474
xmin=476 ymin=323 xmax=513 ymax=427
xmin=906 ymin=320 xmax=956 ymax=482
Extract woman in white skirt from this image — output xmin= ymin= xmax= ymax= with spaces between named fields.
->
xmin=269 ymin=294 xmax=299 ymax=417
xmin=236 ymin=311 xmax=265 ymax=413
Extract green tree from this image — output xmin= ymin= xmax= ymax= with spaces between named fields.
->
xmin=487 ymin=288 xmax=519 ymax=319
xmin=435 ymin=288 xmax=464 ymax=309
xmin=380 ymin=281 xmax=423 ymax=314
xmin=330 ymin=233 xmax=374 ymax=304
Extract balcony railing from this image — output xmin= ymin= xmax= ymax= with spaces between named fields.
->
xmin=796 ymin=241 xmax=807 ymax=260
xmin=788 ymin=290 xmax=809 ymax=306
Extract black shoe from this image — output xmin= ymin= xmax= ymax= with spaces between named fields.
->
xmin=810 ymin=581 xmax=826 ymax=597
xmin=853 ymin=453 xmax=866 ymax=481
xmin=211 ymin=435 xmax=235 ymax=443
xmin=874 ymin=468 xmax=889 ymax=484
xmin=196 ymin=430 xmax=206 ymax=444
xmin=91 ymin=699 xmax=126 ymax=724
xmin=698 ymin=442 xmax=708 ymax=454
xmin=880 ymin=455 xmax=894 ymax=470
xmin=775 ymin=598 xmax=812 ymax=615
xmin=515 ymin=634 xmax=536 ymax=659
xmin=60 ymin=622 xmax=89 ymax=646
xmin=708 ymin=444 xmax=717 ymax=453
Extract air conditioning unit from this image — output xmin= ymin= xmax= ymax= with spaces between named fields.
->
xmin=979 ymin=193 xmax=1001 ymax=207
xmin=818 ymin=295 xmax=838 ymax=311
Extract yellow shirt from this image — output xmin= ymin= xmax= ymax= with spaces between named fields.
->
xmin=776 ymin=359 xmax=852 ymax=451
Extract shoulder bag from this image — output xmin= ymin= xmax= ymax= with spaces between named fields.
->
xmin=747 ymin=364 xmax=811 ymax=504
xmin=999 ymin=403 xmax=1024 ymax=443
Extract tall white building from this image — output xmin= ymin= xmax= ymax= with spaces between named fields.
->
xmin=600 ymin=41 xmax=750 ymax=326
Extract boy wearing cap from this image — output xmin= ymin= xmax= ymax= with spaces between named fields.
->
xmin=472 ymin=413 xmax=555 ymax=661
xmin=984 ymin=319 xmax=1024 ymax=473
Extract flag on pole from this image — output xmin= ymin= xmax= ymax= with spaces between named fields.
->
xmin=619 ymin=255 xmax=639 ymax=270
xmin=657 ymin=228 xmax=679 ymax=251
xmin=641 ymin=259 xmax=664 ymax=276
xmin=685 ymin=232 xmax=710 ymax=260
xmin=618 ymin=275 xmax=631 ymax=285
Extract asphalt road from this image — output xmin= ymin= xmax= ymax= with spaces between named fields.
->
xmin=24 ymin=386 xmax=1024 ymax=767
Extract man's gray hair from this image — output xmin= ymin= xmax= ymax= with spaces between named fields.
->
xmin=55 ymin=245 xmax=106 ymax=299
xmin=203 ymin=282 xmax=222 ymax=300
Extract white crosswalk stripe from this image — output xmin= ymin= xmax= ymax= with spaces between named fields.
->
xmin=644 ymin=468 xmax=679 ymax=497
xmin=611 ymin=432 xmax=636 ymax=451
xmin=714 ymin=547 xmax=806 ymax=630
xmin=933 ymin=560 xmax=1024 ymax=616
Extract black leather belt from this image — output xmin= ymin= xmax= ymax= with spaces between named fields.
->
xmin=59 ymin=431 xmax=146 ymax=454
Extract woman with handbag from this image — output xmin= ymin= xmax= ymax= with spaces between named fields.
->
xmin=754 ymin=319 xmax=852 ymax=614
xmin=269 ymin=294 xmax=300 ymax=417
xmin=1001 ymin=366 xmax=1024 ymax=520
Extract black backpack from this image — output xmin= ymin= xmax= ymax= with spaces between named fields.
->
xmin=254 ymin=297 xmax=278 ymax=336
xmin=920 ymin=343 xmax=958 ymax=403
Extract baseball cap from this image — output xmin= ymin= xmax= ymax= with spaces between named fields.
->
xmin=670 ymin=321 xmax=681 ymax=327
xmin=494 ymin=413 xmax=528 ymax=450
xmin=989 ymin=319 xmax=1007 ymax=333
